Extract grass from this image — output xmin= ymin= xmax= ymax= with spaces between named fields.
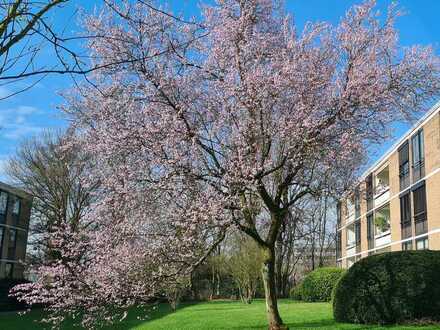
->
xmin=0 ymin=299 xmax=439 ymax=329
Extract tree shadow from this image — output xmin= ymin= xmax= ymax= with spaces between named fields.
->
xmin=104 ymin=301 xmax=198 ymax=330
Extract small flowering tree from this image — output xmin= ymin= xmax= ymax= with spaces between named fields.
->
xmin=14 ymin=0 xmax=440 ymax=329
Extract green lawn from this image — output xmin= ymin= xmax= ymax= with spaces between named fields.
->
xmin=0 ymin=300 xmax=438 ymax=330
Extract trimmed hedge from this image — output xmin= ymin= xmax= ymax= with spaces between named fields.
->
xmin=294 ymin=267 xmax=345 ymax=302
xmin=333 ymin=251 xmax=440 ymax=324
xmin=0 ymin=279 xmax=30 ymax=311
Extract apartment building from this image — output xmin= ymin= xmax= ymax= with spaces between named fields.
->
xmin=336 ymin=102 xmax=440 ymax=268
xmin=0 ymin=182 xmax=32 ymax=279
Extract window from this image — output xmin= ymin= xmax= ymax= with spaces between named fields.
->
xmin=416 ymin=237 xmax=429 ymax=250
xmin=402 ymin=240 xmax=413 ymax=251
xmin=375 ymin=166 xmax=389 ymax=196
xmin=346 ymin=197 xmax=355 ymax=218
xmin=412 ymin=130 xmax=425 ymax=182
xmin=366 ymin=174 xmax=373 ymax=211
xmin=0 ymin=191 xmax=8 ymax=223
xmin=8 ymin=229 xmax=17 ymax=259
xmin=354 ymin=187 xmax=361 ymax=219
xmin=367 ymin=213 xmax=375 ymax=249
xmin=413 ymin=182 xmax=427 ymax=235
xmin=355 ymin=220 xmax=361 ymax=253
xmin=0 ymin=226 xmax=4 ymax=256
xmin=12 ymin=197 xmax=20 ymax=216
xmin=400 ymin=193 xmax=412 ymax=239
xmin=398 ymin=141 xmax=410 ymax=190
xmin=4 ymin=263 xmax=13 ymax=278
xmin=11 ymin=197 xmax=21 ymax=225
xmin=375 ymin=204 xmax=390 ymax=236
xmin=346 ymin=223 xmax=356 ymax=247
xmin=355 ymin=220 xmax=361 ymax=244
xmin=336 ymin=202 xmax=342 ymax=228
xmin=336 ymin=232 xmax=342 ymax=259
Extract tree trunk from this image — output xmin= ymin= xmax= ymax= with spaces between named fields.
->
xmin=261 ymin=246 xmax=288 ymax=330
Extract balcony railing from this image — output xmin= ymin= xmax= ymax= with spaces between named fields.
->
xmin=374 ymin=187 xmax=390 ymax=206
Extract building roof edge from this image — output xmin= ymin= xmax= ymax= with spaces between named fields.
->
xmin=360 ymin=101 xmax=440 ymax=180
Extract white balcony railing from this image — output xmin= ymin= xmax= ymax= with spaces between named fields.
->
xmin=375 ymin=231 xmax=391 ymax=247
xmin=374 ymin=187 xmax=390 ymax=207
xmin=346 ymin=246 xmax=356 ymax=257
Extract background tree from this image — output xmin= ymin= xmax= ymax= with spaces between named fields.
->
xmin=6 ymin=130 xmax=96 ymax=264
xmin=228 ymin=233 xmax=264 ymax=304
xmin=13 ymin=1 xmax=440 ymax=329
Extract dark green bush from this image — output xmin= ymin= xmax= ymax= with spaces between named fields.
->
xmin=299 ymin=267 xmax=345 ymax=302
xmin=333 ymin=251 xmax=440 ymax=324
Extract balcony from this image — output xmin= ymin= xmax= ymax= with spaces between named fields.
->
xmin=374 ymin=203 xmax=390 ymax=247
xmin=374 ymin=166 xmax=390 ymax=207
xmin=375 ymin=231 xmax=391 ymax=247
xmin=346 ymin=245 xmax=356 ymax=257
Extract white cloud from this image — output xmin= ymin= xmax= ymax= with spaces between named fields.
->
xmin=2 ymin=124 xmax=43 ymax=140
xmin=0 ymin=105 xmax=43 ymax=140
xmin=12 ymin=105 xmax=39 ymax=116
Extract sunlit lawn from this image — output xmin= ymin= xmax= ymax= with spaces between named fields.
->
xmin=1 ymin=299 xmax=439 ymax=329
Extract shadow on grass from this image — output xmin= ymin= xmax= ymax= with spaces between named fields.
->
xmin=103 ymin=301 xmax=197 ymax=330
xmin=0 ymin=301 xmax=197 ymax=330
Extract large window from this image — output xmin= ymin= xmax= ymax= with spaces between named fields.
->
xmin=402 ymin=240 xmax=413 ymax=251
xmin=0 ymin=226 xmax=4 ymax=256
xmin=346 ymin=223 xmax=356 ymax=247
xmin=12 ymin=197 xmax=21 ymax=225
xmin=413 ymin=182 xmax=427 ymax=235
xmin=336 ymin=232 xmax=342 ymax=259
xmin=366 ymin=174 xmax=373 ymax=211
xmin=355 ymin=220 xmax=361 ymax=253
xmin=375 ymin=204 xmax=390 ymax=236
xmin=346 ymin=197 xmax=355 ymax=218
xmin=375 ymin=166 xmax=389 ymax=196
xmin=4 ymin=263 xmax=13 ymax=278
xmin=400 ymin=193 xmax=412 ymax=239
xmin=398 ymin=141 xmax=410 ymax=190
xmin=354 ymin=187 xmax=361 ymax=219
xmin=0 ymin=191 xmax=8 ymax=223
xmin=416 ymin=237 xmax=429 ymax=250
xmin=367 ymin=213 xmax=375 ymax=250
xmin=336 ymin=201 xmax=342 ymax=228
xmin=412 ymin=129 xmax=425 ymax=182
xmin=7 ymin=229 xmax=16 ymax=259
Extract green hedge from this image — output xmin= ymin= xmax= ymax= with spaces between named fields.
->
xmin=333 ymin=251 xmax=440 ymax=324
xmin=293 ymin=267 xmax=345 ymax=302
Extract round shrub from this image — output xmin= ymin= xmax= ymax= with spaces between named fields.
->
xmin=333 ymin=251 xmax=440 ymax=324
xmin=299 ymin=267 xmax=345 ymax=302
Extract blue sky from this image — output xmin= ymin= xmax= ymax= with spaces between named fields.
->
xmin=0 ymin=0 xmax=439 ymax=181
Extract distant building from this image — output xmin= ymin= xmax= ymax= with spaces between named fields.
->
xmin=336 ymin=102 xmax=440 ymax=268
xmin=0 ymin=182 xmax=32 ymax=279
